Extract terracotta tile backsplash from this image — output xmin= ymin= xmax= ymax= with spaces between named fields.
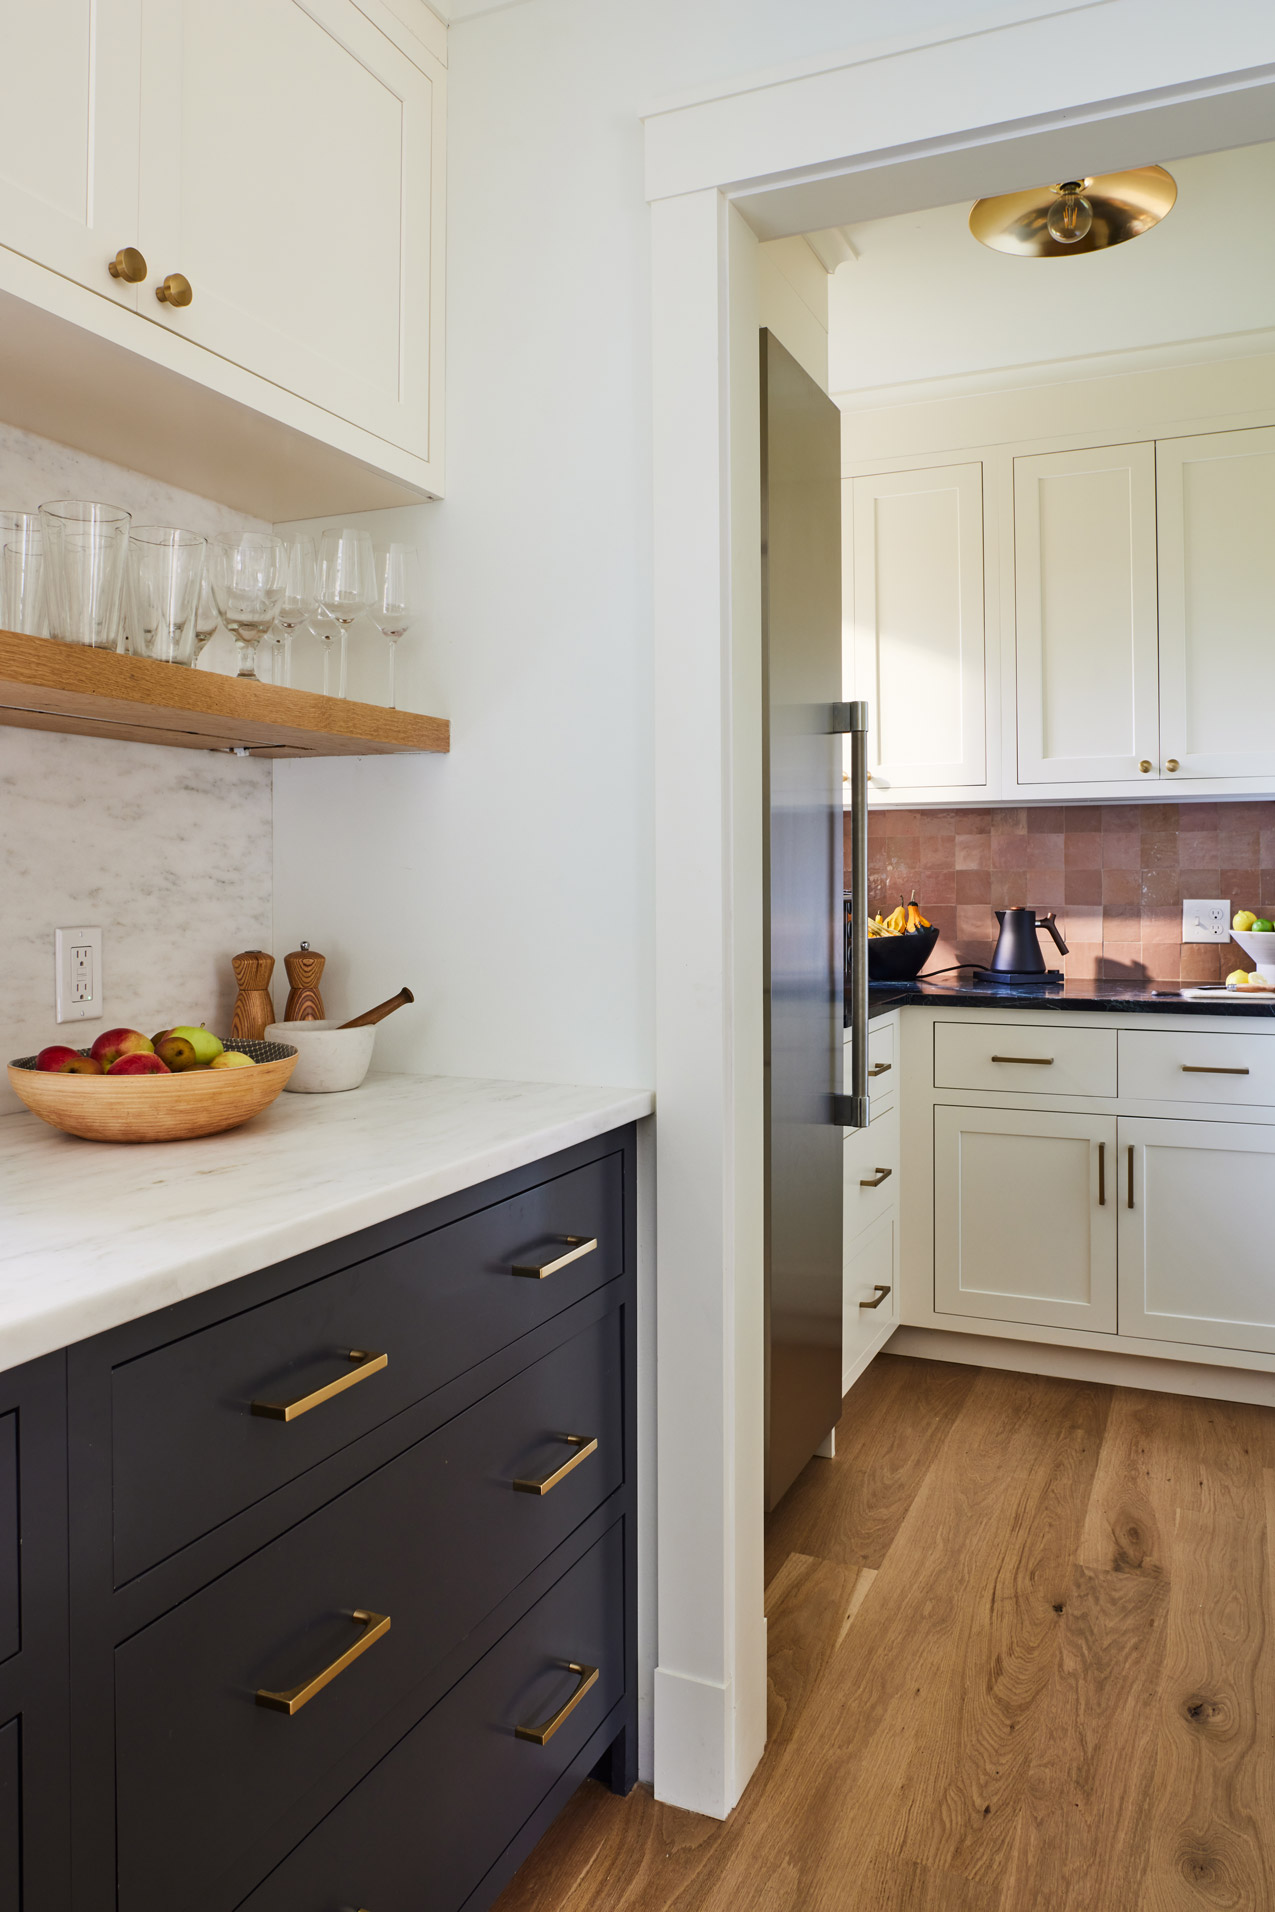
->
xmin=852 ymin=801 xmax=1275 ymax=984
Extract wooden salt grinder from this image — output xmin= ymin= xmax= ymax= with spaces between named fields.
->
xmin=283 ymin=944 xmax=326 ymax=1022
xmin=230 ymin=950 xmax=276 ymax=1041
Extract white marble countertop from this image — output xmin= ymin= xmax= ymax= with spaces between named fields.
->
xmin=0 ymin=1072 xmax=653 ymax=1374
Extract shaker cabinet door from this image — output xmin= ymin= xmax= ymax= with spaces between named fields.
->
xmin=1156 ymin=427 xmax=1275 ymax=781
xmin=1014 ymin=443 xmax=1160 ymax=785
xmin=0 ymin=0 xmax=143 ymax=310
xmin=137 ymin=0 xmax=441 ymax=460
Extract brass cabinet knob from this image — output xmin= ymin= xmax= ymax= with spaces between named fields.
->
xmin=155 ymin=272 xmax=193 ymax=308
xmin=1139 ymin=760 xmax=1152 ymax=773
xmin=1166 ymin=758 xmax=1180 ymax=772
xmin=108 ymin=246 xmax=147 ymax=283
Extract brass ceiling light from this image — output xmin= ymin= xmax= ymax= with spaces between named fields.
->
xmin=969 ymin=165 xmax=1177 ymax=257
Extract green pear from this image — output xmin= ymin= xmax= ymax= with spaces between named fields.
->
xmin=167 ymin=1024 xmax=224 ymax=1064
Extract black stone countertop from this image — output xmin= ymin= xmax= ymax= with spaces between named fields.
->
xmin=854 ymin=974 xmax=1275 ymax=1024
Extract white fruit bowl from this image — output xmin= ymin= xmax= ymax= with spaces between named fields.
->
xmin=264 ymin=1021 xmax=376 ymax=1093
xmin=1230 ymin=929 xmax=1275 ymax=983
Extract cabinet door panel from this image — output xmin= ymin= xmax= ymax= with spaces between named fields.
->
xmin=844 ymin=1209 xmax=898 ymax=1393
xmin=139 ymin=0 xmax=437 ymax=455
xmin=1014 ymin=444 xmax=1159 ymax=784
xmin=1157 ymin=427 xmax=1275 ymax=780
xmin=848 ymin=463 xmax=986 ymax=790
xmin=1118 ymin=1117 xmax=1275 ymax=1355
xmin=0 ymin=0 xmax=142 ymax=307
xmin=934 ymin=1105 xmax=1117 ymax=1332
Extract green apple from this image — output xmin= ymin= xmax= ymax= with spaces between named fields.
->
xmin=208 ymin=1050 xmax=254 ymax=1070
xmin=167 ymin=1024 xmax=224 ymax=1063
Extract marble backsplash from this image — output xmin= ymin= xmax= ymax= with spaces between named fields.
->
xmin=0 ymin=422 xmax=272 ymax=1114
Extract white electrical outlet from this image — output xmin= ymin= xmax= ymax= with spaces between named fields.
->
xmin=55 ymin=926 xmax=103 ymax=1022
xmin=1182 ymin=899 xmax=1231 ymax=944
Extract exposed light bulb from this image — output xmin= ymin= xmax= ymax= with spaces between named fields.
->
xmin=1046 ymin=183 xmax=1093 ymax=245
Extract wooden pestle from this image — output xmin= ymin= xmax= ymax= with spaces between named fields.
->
xmin=339 ymin=987 xmax=415 ymax=1031
xmin=230 ymin=950 xmax=276 ymax=1041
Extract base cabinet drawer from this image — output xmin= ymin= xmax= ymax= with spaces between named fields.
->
xmin=843 ymin=1106 xmax=900 ymax=1246
xmin=1118 ymin=1029 xmax=1275 ymax=1108
xmin=844 ymin=1211 xmax=898 ymax=1392
xmin=934 ymin=1020 xmax=1116 ymax=1098
xmin=237 ymin=1522 xmax=625 ymax=1912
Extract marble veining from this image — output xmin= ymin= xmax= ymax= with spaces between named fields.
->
xmin=0 ymin=1073 xmax=654 ymax=1372
xmin=861 ymin=978 xmax=1275 ymax=1020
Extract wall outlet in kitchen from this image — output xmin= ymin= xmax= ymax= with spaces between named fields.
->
xmin=1182 ymin=899 xmax=1231 ymax=944
xmin=55 ymin=926 xmax=103 ymax=1023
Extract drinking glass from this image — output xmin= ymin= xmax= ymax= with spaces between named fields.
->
xmin=0 ymin=512 xmax=45 ymax=636
xmin=126 ymin=526 xmax=205 ymax=667
xmin=193 ymin=575 xmax=220 ymax=666
xmin=38 ymin=500 xmax=131 ymax=649
xmin=370 ymin=543 xmax=421 ymax=709
xmin=209 ymin=532 xmax=286 ymax=681
xmin=274 ymin=536 xmax=318 ymax=689
xmin=317 ymin=526 xmax=374 ymax=697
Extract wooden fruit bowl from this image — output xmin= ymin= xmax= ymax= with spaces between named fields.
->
xmin=7 ymin=1040 xmax=298 ymax=1142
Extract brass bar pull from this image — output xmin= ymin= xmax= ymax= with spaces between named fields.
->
xmin=1182 ymin=1065 xmax=1249 ymax=1076
xmin=515 ymin=1662 xmax=599 ymax=1744
xmin=512 ymin=1235 xmax=598 ymax=1279
xmin=256 ymin=1609 xmax=391 ymax=1715
xmin=867 ymin=1062 xmax=891 ymax=1078
xmin=251 ymin=1350 xmax=387 ymax=1422
xmin=513 ymin=1433 xmax=598 ymax=1496
xmin=1098 ymin=1142 xmax=1106 ymax=1206
xmin=991 ymin=1055 xmax=1054 ymax=1065
xmin=860 ymin=1284 xmax=891 ymax=1310
xmin=859 ymin=1167 xmax=892 ymax=1188
xmin=1127 ymin=1147 xmax=1135 ymax=1210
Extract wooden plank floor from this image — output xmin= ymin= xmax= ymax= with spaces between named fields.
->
xmin=492 ymin=1353 xmax=1275 ymax=1912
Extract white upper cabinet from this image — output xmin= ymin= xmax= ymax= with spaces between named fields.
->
xmin=137 ymin=0 xmax=440 ymax=462
xmin=848 ymin=462 xmax=986 ymax=791
xmin=0 ymin=0 xmax=143 ymax=309
xmin=1156 ymin=427 xmax=1275 ymax=782
xmin=1013 ymin=443 xmax=1160 ymax=785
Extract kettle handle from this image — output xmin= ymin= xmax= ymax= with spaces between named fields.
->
xmin=1036 ymin=911 xmax=1069 ymax=957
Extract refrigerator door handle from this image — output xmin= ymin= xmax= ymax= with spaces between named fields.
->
xmin=841 ymin=699 xmax=870 ymax=1130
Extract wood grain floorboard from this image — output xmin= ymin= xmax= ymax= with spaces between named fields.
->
xmin=492 ymin=1358 xmax=1275 ymax=1912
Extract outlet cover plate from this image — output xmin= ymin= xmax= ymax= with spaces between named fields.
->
xmin=55 ymin=926 xmax=103 ymax=1023
xmin=1182 ymin=899 xmax=1231 ymax=944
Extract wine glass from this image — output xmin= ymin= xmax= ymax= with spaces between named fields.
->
xmin=192 ymin=575 xmax=220 ymax=667
xmin=209 ymin=533 xmax=286 ymax=681
xmin=273 ymin=536 xmax=318 ymax=689
xmin=370 ymin=543 xmax=421 ymax=709
xmin=317 ymin=527 xmax=374 ymax=698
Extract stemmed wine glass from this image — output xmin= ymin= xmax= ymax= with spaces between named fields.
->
xmin=192 ymin=575 xmax=220 ymax=667
xmin=370 ymin=543 xmax=420 ymax=709
xmin=209 ymin=533 xmax=286 ymax=681
xmin=317 ymin=527 xmax=374 ymax=698
xmin=273 ymin=537 xmax=318 ymax=689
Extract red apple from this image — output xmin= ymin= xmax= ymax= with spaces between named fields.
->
xmin=36 ymin=1046 xmax=103 ymax=1074
xmin=90 ymin=1027 xmax=154 ymax=1068
xmin=107 ymin=1052 xmax=171 ymax=1075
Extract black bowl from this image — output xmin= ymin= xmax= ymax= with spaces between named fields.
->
xmin=864 ymin=924 xmax=940 ymax=982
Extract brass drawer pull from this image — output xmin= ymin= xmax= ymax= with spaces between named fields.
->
xmin=512 ymin=1235 xmax=598 ymax=1279
xmin=860 ymin=1284 xmax=891 ymax=1310
xmin=250 ymin=1349 xmax=387 ymax=1422
xmin=1181 ymin=1065 xmax=1249 ymax=1076
xmin=859 ymin=1166 xmax=892 ymax=1188
xmin=256 ymin=1609 xmax=391 ymax=1715
xmin=991 ymin=1054 xmax=1054 ymax=1065
xmin=867 ymin=1062 xmax=891 ymax=1078
xmin=515 ymin=1661 xmax=599 ymax=1744
xmin=513 ymin=1433 xmax=598 ymax=1496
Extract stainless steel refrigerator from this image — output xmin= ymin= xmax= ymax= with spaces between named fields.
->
xmin=761 ymin=329 xmax=869 ymax=1512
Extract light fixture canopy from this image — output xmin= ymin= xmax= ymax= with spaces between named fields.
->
xmin=969 ymin=165 xmax=1177 ymax=257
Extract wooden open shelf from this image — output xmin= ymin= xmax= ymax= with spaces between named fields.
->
xmin=0 ymin=629 xmax=449 ymax=759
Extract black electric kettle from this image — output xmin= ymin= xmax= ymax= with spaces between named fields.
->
xmin=975 ymin=907 xmax=1069 ymax=984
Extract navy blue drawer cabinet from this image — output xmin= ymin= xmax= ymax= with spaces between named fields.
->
xmin=7 ymin=1125 xmax=636 ymax=1912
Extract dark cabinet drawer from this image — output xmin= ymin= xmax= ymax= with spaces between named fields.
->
xmin=111 ymin=1149 xmax=623 ymax=1582
xmin=114 ymin=1311 xmax=624 ymax=1912
xmin=238 ymin=1521 xmax=624 ymax=1912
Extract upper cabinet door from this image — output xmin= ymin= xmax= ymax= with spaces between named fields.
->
xmin=1014 ymin=443 xmax=1159 ymax=785
xmin=0 ymin=0 xmax=143 ymax=309
xmin=137 ymin=0 xmax=440 ymax=460
xmin=848 ymin=463 xmax=986 ymax=790
xmin=1156 ymin=427 xmax=1275 ymax=782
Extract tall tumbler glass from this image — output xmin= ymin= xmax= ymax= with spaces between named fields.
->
xmin=0 ymin=512 xmax=45 ymax=636
xmin=126 ymin=526 xmax=206 ymax=667
xmin=39 ymin=500 xmax=131 ymax=649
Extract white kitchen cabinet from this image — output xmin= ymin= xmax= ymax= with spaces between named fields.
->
xmin=847 ymin=462 xmax=986 ymax=792
xmin=1013 ymin=443 xmax=1160 ymax=785
xmin=843 ymin=1209 xmax=898 ymax=1393
xmin=933 ymin=1104 xmax=1117 ymax=1333
xmin=1118 ymin=1117 xmax=1275 ymax=1356
xmin=1156 ymin=427 xmax=1275 ymax=782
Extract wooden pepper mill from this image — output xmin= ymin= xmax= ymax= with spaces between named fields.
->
xmin=230 ymin=950 xmax=276 ymax=1041
xmin=283 ymin=943 xmax=326 ymax=1022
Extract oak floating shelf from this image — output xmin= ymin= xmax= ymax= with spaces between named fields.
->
xmin=0 ymin=629 xmax=449 ymax=759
